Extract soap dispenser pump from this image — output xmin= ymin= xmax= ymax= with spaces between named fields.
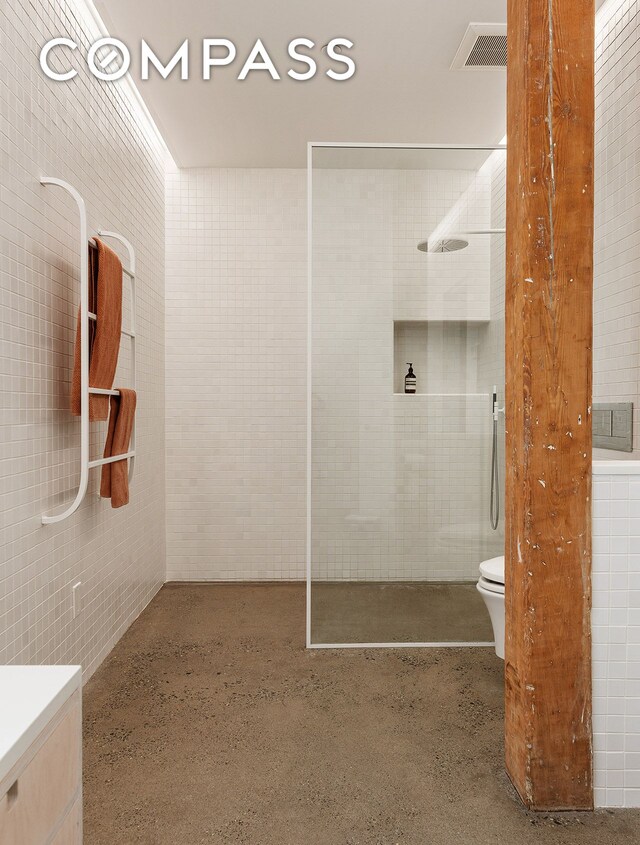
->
xmin=404 ymin=363 xmax=416 ymax=394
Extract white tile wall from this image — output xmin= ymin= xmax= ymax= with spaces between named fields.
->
xmin=164 ymin=167 xmax=307 ymax=580
xmin=594 ymin=0 xmax=640 ymax=454
xmin=164 ymin=160 xmax=502 ymax=583
xmin=393 ymin=167 xmax=492 ymax=322
xmin=477 ymin=150 xmax=506 ymax=399
xmin=0 ymin=0 xmax=166 ymax=678
xmin=311 ymin=161 xmax=505 ymax=582
xmin=401 ymin=166 xmax=492 ymax=322
xmin=478 ymin=149 xmax=506 ymax=546
xmin=590 ymin=0 xmax=640 ymax=810
xmin=593 ymin=465 xmax=640 ymax=808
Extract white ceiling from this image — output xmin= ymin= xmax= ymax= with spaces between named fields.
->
xmin=97 ymin=1 xmax=506 ymax=168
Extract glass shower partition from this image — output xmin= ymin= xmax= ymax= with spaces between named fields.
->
xmin=307 ymin=144 xmax=506 ymax=647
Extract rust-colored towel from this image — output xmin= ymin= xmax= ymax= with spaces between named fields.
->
xmin=100 ymin=389 xmax=136 ymax=508
xmin=71 ymin=238 xmax=122 ymax=420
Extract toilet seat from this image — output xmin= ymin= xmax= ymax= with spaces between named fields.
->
xmin=478 ymin=575 xmax=505 ymax=596
xmin=479 ymin=555 xmax=505 ymax=586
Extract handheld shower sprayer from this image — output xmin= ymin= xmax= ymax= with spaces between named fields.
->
xmin=492 ymin=389 xmax=505 ymax=422
xmin=490 ymin=385 xmax=504 ymax=531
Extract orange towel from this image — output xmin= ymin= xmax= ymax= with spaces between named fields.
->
xmin=71 ymin=238 xmax=122 ymax=421
xmin=100 ymin=389 xmax=137 ymax=508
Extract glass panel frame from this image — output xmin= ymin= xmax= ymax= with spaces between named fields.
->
xmin=306 ymin=143 xmax=507 ymax=649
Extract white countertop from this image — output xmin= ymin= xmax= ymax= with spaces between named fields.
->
xmin=0 ymin=665 xmax=81 ymax=785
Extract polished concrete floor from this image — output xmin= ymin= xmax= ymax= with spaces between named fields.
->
xmin=83 ymin=584 xmax=640 ymax=845
xmin=310 ymin=581 xmax=493 ymax=643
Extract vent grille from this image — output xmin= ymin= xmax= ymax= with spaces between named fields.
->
xmin=465 ymin=34 xmax=507 ymax=67
xmin=451 ymin=23 xmax=507 ymax=70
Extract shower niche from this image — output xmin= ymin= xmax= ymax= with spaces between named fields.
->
xmin=393 ymin=320 xmax=484 ymax=395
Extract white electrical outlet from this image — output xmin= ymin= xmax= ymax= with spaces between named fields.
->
xmin=72 ymin=582 xmax=83 ymax=619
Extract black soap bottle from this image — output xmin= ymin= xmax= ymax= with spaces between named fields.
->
xmin=404 ymin=363 xmax=416 ymax=394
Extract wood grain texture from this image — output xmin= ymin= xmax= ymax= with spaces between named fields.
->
xmin=0 ymin=692 xmax=82 ymax=845
xmin=505 ymin=0 xmax=594 ymax=810
xmin=50 ymin=799 xmax=82 ymax=845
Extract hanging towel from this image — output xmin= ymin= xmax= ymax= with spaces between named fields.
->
xmin=100 ymin=389 xmax=137 ymax=508
xmin=71 ymin=238 xmax=122 ymax=421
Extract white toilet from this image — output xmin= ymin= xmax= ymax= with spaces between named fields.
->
xmin=477 ymin=555 xmax=505 ymax=659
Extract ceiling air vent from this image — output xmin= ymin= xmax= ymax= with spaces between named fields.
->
xmin=451 ymin=23 xmax=507 ymax=70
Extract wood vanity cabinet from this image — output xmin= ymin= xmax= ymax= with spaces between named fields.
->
xmin=0 ymin=673 xmax=82 ymax=845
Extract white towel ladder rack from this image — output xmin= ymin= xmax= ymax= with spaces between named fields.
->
xmin=41 ymin=178 xmax=136 ymax=525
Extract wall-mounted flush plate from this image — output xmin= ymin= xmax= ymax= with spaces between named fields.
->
xmin=593 ymin=403 xmax=633 ymax=452
xmin=72 ymin=581 xmax=83 ymax=618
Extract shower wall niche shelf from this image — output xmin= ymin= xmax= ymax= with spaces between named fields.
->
xmin=393 ymin=320 xmax=483 ymax=395
xmin=40 ymin=177 xmax=136 ymax=526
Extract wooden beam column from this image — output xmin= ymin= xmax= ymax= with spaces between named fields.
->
xmin=505 ymin=0 xmax=594 ymax=810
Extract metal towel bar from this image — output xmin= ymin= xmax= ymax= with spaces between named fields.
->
xmin=40 ymin=178 xmax=137 ymax=525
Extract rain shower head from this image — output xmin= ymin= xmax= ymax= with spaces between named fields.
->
xmin=418 ymin=228 xmax=504 ymax=253
xmin=417 ymin=237 xmax=469 ymax=253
